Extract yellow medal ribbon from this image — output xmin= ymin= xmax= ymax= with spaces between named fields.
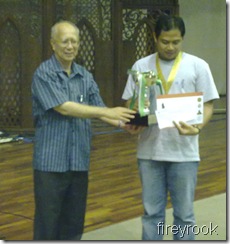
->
xmin=156 ymin=51 xmax=183 ymax=94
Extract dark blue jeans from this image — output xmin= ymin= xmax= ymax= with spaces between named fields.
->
xmin=33 ymin=170 xmax=88 ymax=240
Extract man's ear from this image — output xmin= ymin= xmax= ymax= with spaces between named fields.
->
xmin=50 ymin=39 xmax=55 ymax=51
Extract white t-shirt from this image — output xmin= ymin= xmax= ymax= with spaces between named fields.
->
xmin=122 ymin=52 xmax=219 ymax=162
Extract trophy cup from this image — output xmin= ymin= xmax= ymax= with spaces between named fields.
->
xmin=127 ymin=69 xmax=163 ymax=126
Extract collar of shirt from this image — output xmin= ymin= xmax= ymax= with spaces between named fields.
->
xmin=50 ymin=54 xmax=84 ymax=78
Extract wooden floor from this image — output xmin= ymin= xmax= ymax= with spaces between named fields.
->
xmin=0 ymin=111 xmax=226 ymax=240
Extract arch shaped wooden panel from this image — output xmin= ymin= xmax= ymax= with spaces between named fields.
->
xmin=0 ymin=18 xmax=22 ymax=128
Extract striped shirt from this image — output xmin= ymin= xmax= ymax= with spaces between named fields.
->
xmin=32 ymin=55 xmax=105 ymax=172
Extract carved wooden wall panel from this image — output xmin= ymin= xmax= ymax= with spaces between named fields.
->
xmin=0 ymin=19 xmax=21 ymax=127
xmin=0 ymin=0 xmax=43 ymax=129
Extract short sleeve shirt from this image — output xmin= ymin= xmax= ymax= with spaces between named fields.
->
xmin=122 ymin=52 xmax=219 ymax=162
xmin=32 ymin=55 xmax=105 ymax=172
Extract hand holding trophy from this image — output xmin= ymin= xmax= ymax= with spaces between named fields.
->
xmin=127 ymin=69 xmax=163 ymax=126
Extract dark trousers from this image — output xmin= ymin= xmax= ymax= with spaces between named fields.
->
xmin=33 ymin=170 xmax=88 ymax=240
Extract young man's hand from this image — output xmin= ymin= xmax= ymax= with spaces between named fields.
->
xmin=173 ymin=121 xmax=201 ymax=136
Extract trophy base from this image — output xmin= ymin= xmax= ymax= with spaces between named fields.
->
xmin=126 ymin=113 xmax=157 ymax=126
xmin=126 ymin=113 xmax=148 ymax=126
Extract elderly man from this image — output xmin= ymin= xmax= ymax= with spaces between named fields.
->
xmin=31 ymin=20 xmax=135 ymax=240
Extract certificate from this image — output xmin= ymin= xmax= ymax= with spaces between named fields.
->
xmin=155 ymin=92 xmax=203 ymax=129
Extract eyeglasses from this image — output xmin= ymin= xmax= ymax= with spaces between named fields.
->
xmin=55 ymin=39 xmax=80 ymax=47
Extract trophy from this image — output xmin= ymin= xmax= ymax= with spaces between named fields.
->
xmin=127 ymin=69 xmax=163 ymax=126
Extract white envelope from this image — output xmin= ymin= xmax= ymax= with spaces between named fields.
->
xmin=155 ymin=92 xmax=203 ymax=129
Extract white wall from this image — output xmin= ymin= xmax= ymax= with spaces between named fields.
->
xmin=179 ymin=0 xmax=226 ymax=95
